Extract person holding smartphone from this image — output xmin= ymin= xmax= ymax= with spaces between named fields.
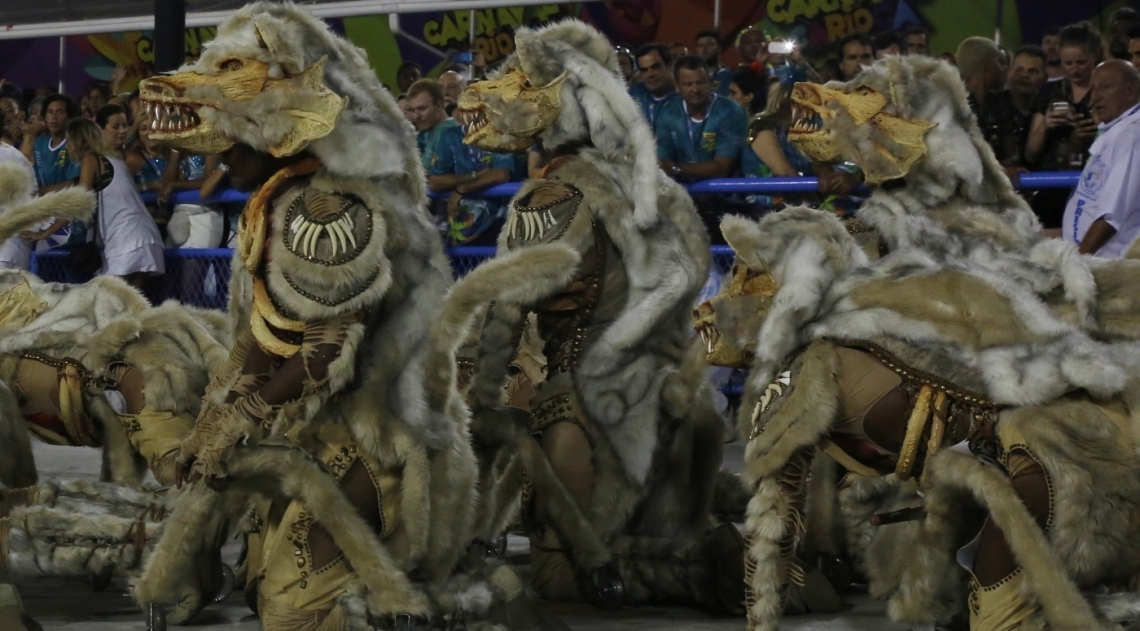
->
xmin=1026 ymin=22 xmax=1103 ymax=168
xmin=1025 ymin=21 xmax=1104 ymax=227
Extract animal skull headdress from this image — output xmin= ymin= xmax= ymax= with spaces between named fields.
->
xmin=137 ymin=2 xmax=421 ymax=185
xmin=455 ymin=20 xmax=662 ymax=228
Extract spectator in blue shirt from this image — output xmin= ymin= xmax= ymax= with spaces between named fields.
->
xmin=697 ymin=29 xmax=734 ymax=97
xmin=656 ymin=55 xmax=748 ymax=182
xmin=19 ymin=94 xmax=84 ymax=250
xmin=408 ymin=79 xmax=512 ymax=245
xmin=629 ymin=44 xmax=678 ymax=128
xmin=20 ymin=94 xmax=81 ymax=193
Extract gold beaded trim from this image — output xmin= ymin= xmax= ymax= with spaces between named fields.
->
xmin=287 ymin=510 xmax=314 ymax=589
xmin=281 ymin=264 xmax=382 ymax=308
xmin=116 ymin=413 xmax=143 ymax=436
xmin=506 ymin=186 xmax=583 ymax=250
xmin=831 ymin=339 xmax=997 ymax=409
xmin=529 ymin=393 xmax=596 ymax=449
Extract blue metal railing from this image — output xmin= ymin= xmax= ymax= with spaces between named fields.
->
xmin=36 ymin=172 xmax=1079 ymax=308
xmin=44 ymin=173 xmax=1081 ymax=398
xmin=139 ymin=172 xmax=1081 ymax=205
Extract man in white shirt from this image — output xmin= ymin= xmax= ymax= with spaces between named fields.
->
xmin=0 ymin=108 xmax=35 ymax=270
xmin=1061 ymin=60 xmax=1140 ymax=257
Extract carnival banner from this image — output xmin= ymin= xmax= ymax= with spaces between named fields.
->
xmin=0 ymin=0 xmax=1135 ymax=98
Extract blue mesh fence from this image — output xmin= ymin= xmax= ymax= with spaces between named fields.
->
xmin=35 ymin=172 xmax=1079 ymax=309
xmin=32 ymin=248 xmax=232 ymax=309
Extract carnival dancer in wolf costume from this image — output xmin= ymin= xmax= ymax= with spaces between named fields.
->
xmin=0 ymin=160 xmax=233 ymax=492
xmin=456 ymin=21 xmax=750 ymax=614
xmin=0 ymin=165 xmax=234 ymax=629
xmin=691 ymin=55 xmax=1140 ymax=631
xmin=132 ymin=4 xmax=579 ymax=629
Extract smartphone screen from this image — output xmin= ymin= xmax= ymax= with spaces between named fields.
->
xmin=767 ymin=41 xmax=795 ymax=55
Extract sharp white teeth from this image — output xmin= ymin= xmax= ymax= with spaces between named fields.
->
xmin=151 ymin=118 xmax=158 ymax=131
xmin=508 ymin=212 xmax=519 ymax=239
xmin=707 ymin=336 xmax=713 ymax=354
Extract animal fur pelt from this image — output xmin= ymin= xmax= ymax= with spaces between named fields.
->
xmin=890 ymin=449 xmax=1112 ymax=631
xmin=742 ymin=341 xmax=840 ymax=631
xmin=4 ymin=504 xmax=162 ymax=579
xmin=476 ymin=155 xmax=712 ymax=486
xmin=889 ymin=388 xmax=1140 ymax=624
xmin=0 ymin=272 xmax=150 ymax=358
xmin=844 ymin=57 xmax=1042 ymax=257
xmin=0 ymin=272 xmax=174 ymax=486
xmin=724 ymin=209 xmax=1140 ymax=418
xmin=167 ymin=1 xmax=424 ymax=197
xmin=0 ymin=162 xmax=95 ymax=247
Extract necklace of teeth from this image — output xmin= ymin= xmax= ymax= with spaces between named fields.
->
xmin=750 ymin=370 xmax=792 ymax=439
xmin=508 ymin=207 xmax=558 ymax=241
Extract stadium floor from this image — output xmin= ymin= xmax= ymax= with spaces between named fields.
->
xmin=23 ymin=441 xmax=908 ymax=631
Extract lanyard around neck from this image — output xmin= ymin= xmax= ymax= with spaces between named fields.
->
xmin=683 ymin=94 xmax=715 ymax=147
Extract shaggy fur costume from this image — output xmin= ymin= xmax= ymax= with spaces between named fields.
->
xmin=134 ymin=10 xmax=586 ymax=622
xmin=132 ymin=4 xmax=497 ymax=623
xmin=0 ymin=269 xmax=227 ymax=486
xmin=714 ymin=207 xmax=1140 ymax=630
xmin=468 ymin=20 xmax=730 ymax=610
xmin=707 ymin=54 xmax=1140 ymax=631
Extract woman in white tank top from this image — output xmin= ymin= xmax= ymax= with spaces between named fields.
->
xmin=66 ymin=119 xmax=164 ymax=288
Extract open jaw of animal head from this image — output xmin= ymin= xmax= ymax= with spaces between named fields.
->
xmin=454 ymin=67 xmax=567 ymax=153
xmin=138 ymin=56 xmax=346 ymax=157
xmin=788 ymin=81 xmax=937 ymax=185
xmin=693 ymin=261 xmax=780 ymax=369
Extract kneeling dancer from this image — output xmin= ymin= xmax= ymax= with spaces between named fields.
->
xmin=459 ymin=20 xmax=747 ymax=614
xmin=133 ymin=4 xmax=576 ymax=628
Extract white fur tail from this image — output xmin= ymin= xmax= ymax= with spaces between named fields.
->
xmin=1091 ymin=591 xmax=1140 ymax=623
xmin=422 ymin=244 xmax=581 ymax=414
xmin=0 ymin=168 xmax=95 ymax=246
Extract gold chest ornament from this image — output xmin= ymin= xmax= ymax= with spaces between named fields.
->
xmin=237 ymin=158 xmax=321 ymax=358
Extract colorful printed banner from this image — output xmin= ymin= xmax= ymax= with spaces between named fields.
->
xmin=0 ymin=0 xmax=1134 ymax=98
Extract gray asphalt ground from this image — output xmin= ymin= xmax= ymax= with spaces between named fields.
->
xmin=20 ymin=440 xmax=908 ymax=631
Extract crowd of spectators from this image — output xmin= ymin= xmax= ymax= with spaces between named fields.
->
xmin=2 ymin=6 xmax=1140 ymax=289
xmin=0 ymin=66 xmax=240 ymax=293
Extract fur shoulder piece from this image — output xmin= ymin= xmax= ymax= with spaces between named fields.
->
xmin=265 ymin=172 xmax=391 ymax=320
xmin=722 ymin=208 xmax=868 ymax=398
